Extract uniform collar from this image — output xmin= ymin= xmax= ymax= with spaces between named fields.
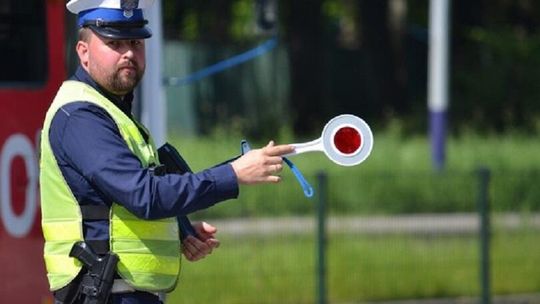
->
xmin=71 ymin=65 xmax=134 ymax=115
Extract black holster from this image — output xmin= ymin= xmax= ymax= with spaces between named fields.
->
xmin=55 ymin=241 xmax=118 ymax=304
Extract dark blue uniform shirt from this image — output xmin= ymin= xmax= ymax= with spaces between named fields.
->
xmin=49 ymin=66 xmax=239 ymax=243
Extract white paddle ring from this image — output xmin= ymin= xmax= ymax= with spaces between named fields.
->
xmin=286 ymin=114 xmax=373 ymax=166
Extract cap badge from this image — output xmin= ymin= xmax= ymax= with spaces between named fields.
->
xmin=121 ymin=0 xmax=139 ymax=18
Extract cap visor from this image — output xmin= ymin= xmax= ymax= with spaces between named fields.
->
xmin=88 ymin=25 xmax=152 ymax=39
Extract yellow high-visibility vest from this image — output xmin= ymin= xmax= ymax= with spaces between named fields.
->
xmin=40 ymin=80 xmax=181 ymax=292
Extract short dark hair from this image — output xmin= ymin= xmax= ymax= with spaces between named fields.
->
xmin=78 ymin=27 xmax=92 ymax=42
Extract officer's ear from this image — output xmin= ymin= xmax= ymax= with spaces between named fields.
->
xmin=76 ymin=39 xmax=90 ymax=70
xmin=76 ymin=28 xmax=92 ymax=69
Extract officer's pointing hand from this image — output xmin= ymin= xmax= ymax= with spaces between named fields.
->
xmin=231 ymin=141 xmax=294 ymax=185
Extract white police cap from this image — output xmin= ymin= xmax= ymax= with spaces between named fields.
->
xmin=66 ymin=0 xmax=156 ymax=39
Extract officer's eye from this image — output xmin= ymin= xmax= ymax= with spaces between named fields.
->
xmin=107 ymin=40 xmax=120 ymax=48
xmin=131 ymin=40 xmax=142 ymax=47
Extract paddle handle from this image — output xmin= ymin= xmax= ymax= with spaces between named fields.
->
xmin=285 ymin=137 xmax=324 ymax=157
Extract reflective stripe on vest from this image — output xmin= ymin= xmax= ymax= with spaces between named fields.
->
xmin=40 ymin=80 xmax=181 ymax=292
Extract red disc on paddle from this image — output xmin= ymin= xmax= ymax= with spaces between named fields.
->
xmin=333 ymin=126 xmax=361 ymax=154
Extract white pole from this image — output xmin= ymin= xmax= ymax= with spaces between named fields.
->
xmin=428 ymin=0 xmax=450 ymax=170
xmin=141 ymin=1 xmax=167 ymax=146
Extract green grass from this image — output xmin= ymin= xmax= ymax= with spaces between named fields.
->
xmin=167 ymin=230 xmax=540 ymax=303
xmin=167 ymin=130 xmax=540 ymax=217
xmin=168 ymin=128 xmax=540 ymax=175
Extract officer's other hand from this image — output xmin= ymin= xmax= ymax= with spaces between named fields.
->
xmin=231 ymin=141 xmax=294 ymax=185
xmin=181 ymin=221 xmax=220 ymax=262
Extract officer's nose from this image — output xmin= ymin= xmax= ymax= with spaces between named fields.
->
xmin=122 ymin=45 xmax=135 ymax=59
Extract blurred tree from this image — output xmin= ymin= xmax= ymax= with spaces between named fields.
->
xmin=281 ymin=0 xmax=327 ymax=135
xmin=451 ymin=0 xmax=540 ymax=133
xmin=163 ymin=1 xmax=233 ymax=42
xmin=355 ymin=0 xmax=406 ymax=119
xmin=161 ymin=0 xmax=540 ymax=136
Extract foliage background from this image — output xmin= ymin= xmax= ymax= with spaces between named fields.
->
xmin=162 ymin=0 xmax=540 ymax=139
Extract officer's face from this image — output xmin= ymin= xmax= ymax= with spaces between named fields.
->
xmin=77 ymin=30 xmax=146 ymax=96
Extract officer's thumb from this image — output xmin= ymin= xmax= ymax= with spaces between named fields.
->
xmin=201 ymin=222 xmax=217 ymax=234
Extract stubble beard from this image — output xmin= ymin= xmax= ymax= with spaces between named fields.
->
xmin=91 ymin=60 xmax=145 ymax=96
xmin=107 ymin=63 xmax=145 ymax=95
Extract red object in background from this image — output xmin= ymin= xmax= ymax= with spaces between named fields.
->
xmin=333 ymin=126 xmax=362 ymax=155
xmin=0 ymin=1 xmax=65 ymax=303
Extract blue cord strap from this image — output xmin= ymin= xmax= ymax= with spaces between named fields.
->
xmin=165 ymin=37 xmax=278 ymax=87
xmin=283 ymin=157 xmax=314 ymax=198
xmin=240 ymin=140 xmax=314 ymax=198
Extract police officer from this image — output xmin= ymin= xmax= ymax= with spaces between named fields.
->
xmin=40 ymin=1 xmax=293 ymax=303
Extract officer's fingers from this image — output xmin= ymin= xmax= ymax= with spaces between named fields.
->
xmin=205 ymin=238 xmax=220 ymax=249
xmin=184 ymin=237 xmax=211 ymax=261
xmin=181 ymin=237 xmax=198 ymax=261
xmin=184 ymin=236 xmax=208 ymax=253
xmin=264 ymin=144 xmax=294 ymax=156
xmin=183 ymin=249 xmax=195 ymax=261
xmin=265 ymin=156 xmax=284 ymax=165
xmin=183 ymin=236 xmax=199 ymax=250
xmin=263 ymin=164 xmax=283 ymax=176
xmin=190 ymin=236 xmax=211 ymax=253
xmin=261 ymin=140 xmax=278 ymax=153
xmin=265 ymin=175 xmax=282 ymax=184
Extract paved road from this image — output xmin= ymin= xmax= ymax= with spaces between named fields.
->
xmin=209 ymin=213 xmax=540 ymax=236
xmin=357 ymin=293 xmax=540 ymax=304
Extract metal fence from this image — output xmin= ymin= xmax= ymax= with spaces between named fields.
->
xmin=169 ymin=169 xmax=540 ymax=304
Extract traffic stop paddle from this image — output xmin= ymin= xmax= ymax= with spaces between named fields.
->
xmin=273 ymin=114 xmax=373 ymax=198
xmin=285 ymin=114 xmax=373 ymax=166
